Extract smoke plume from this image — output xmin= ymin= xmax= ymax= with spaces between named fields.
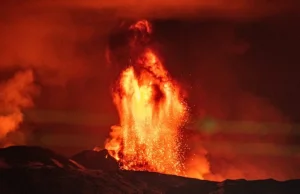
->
xmin=0 ymin=70 xmax=38 ymax=147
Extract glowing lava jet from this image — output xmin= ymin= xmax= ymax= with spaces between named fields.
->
xmin=105 ymin=20 xmax=188 ymax=175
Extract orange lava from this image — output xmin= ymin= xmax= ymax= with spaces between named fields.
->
xmin=105 ymin=20 xmax=188 ymax=175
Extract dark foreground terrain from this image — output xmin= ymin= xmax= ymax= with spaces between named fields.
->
xmin=0 ymin=146 xmax=299 ymax=194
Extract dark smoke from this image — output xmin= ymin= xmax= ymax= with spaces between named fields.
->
xmin=153 ymin=20 xmax=300 ymax=180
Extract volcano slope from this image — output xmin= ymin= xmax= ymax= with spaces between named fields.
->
xmin=0 ymin=146 xmax=299 ymax=194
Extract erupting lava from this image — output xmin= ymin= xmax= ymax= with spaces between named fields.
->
xmin=105 ymin=20 xmax=188 ymax=175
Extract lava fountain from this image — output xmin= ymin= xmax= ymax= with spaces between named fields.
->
xmin=105 ymin=20 xmax=188 ymax=175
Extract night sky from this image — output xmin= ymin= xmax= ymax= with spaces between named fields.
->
xmin=0 ymin=0 xmax=299 ymax=180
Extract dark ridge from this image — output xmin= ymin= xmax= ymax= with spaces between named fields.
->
xmin=71 ymin=149 xmax=119 ymax=171
xmin=0 ymin=146 xmax=82 ymax=169
xmin=0 ymin=146 xmax=299 ymax=193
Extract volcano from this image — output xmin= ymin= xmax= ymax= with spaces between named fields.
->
xmin=0 ymin=146 xmax=299 ymax=194
xmin=1 ymin=9 xmax=299 ymax=193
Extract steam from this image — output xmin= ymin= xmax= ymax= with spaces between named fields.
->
xmin=0 ymin=70 xmax=38 ymax=147
xmin=0 ymin=3 xmax=95 ymax=147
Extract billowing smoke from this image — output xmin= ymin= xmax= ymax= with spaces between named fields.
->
xmin=0 ymin=70 xmax=38 ymax=147
xmin=0 ymin=1 xmax=116 ymax=147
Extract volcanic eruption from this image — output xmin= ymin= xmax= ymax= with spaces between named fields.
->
xmin=104 ymin=20 xmax=188 ymax=175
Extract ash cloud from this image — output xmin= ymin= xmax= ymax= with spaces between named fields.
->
xmin=1 ymin=1 xmax=297 ymax=84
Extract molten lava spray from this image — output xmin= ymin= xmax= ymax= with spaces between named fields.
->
xmin=0 ymin=70 xmax=37 ymax=147
xmin=105 ymin=20 xmax=188 ymax=175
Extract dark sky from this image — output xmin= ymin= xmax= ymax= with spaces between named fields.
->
xmin=0 ymin=0 xmax=299 ymax=180
xmin=153 ymin=17 xmax=300 ymax=121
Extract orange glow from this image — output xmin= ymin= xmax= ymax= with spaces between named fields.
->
xmin=129 ymin=20 xmax=152 ymax=34
xmin=0 ymin=70 xmax=37 ymax=147
xmin=105 ymin=20 xmax=188 ymax=175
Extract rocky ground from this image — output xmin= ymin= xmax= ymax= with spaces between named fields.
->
xmin=0 ymin=146 xmax=299 ymax=194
